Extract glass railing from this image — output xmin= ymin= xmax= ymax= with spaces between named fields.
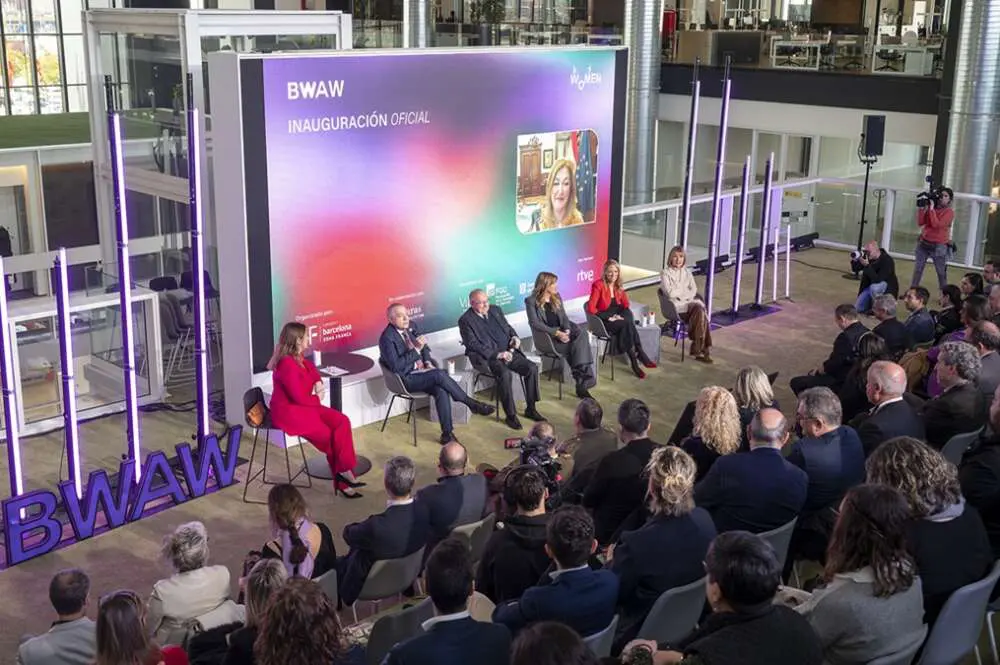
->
xmin=352 ymin=19 xmax=622 ymax=49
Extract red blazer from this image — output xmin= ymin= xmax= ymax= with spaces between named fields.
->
xmin=269 ymin=355 xmax=323 ymax=435
xmin=586 ymin=280 xmax=630 ymax=314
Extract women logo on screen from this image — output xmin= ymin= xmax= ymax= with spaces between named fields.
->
xmin=515 ymin=129 xmax=598 ymax=235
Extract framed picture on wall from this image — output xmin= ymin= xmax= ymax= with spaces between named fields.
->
xmin=543 ymin=149 xmax=554 ymax=169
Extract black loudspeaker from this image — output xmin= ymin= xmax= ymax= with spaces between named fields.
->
xmin=862 ymin=115 xmax=886 ymax=156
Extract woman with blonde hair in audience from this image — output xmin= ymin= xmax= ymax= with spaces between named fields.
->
xmin=96 ymin=590 xmax=187 ymax=665
xmin=866 ymin=436 xmax=993 ymax=624
xmin=680 ymin=386 xmax=742 ymax=481
xmin=259 ymin=483 xmax=337 ymax=579
xmin=732 ymin=366 xmax=777 ymax=450
xmin=255 ymin=578 xmax=363 ymax=665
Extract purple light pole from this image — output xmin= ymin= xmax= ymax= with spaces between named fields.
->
xmin=105 ymin=78 xmax=142 ymax=483
xmin=729 ymin=156 xmax=752 ymax=317
xmin=185 ymin=74 xmax=210 ymax=446
xmin=679 ymin=60 xmax=701 ymax=250
xmin=705 ymin=57 xmax=733 ymax=320
xmin=53 ymin=248 xmax=82 ymax=499
xmin=0 ymin=257 xmax=25 ymax=509
xmin=753 ymin=154 xmax=775 ymax=307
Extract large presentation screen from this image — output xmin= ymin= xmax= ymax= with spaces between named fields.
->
xmin=241 ymin=47 xmax=628 ymax=368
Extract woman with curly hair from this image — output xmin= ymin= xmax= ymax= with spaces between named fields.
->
xmin=608 ymin=446 xmax=717 ymax=650
xmin=254 ymin=578 xmax=362 ymax=665
xmin=680 ymin=386 xmax=742 ymax=481
xmin=794 ymin=484 xmax=925 ymax=664
xmin=866 ymin=436 xmax=993 ymax=623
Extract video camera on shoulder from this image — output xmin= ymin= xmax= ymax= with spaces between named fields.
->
xmin=517 ymin=435 xmax=563 ymax=509
xmin=917 ymin=176 xmax=942 ymax=209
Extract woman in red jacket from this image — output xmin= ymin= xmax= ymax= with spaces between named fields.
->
xmin=586 ymin=259 xmax=656 ymax=378
xmin=910 ymin=186 xmax=954 ymax=291
xmin=268 ymin=322 xmax=362 ymax=498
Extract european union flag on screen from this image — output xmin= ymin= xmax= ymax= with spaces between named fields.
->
xmin=576 ymin=132 xmax=596 ymax=217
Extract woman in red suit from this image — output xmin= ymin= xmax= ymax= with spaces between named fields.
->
xmin=586 ymin=259 xmax=656 ymax=378
xmin=268 ymin=322 xmax=362 ymax=498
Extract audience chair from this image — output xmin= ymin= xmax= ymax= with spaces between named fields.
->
xmin=379 ymin=362 xmax=427 ymax=447
xmin=758 ymin=517 xmax=798 ymax=575
xmin=531 ymin=329 xmax=566 ymax=400
xmin=315 ymin=568 xmax=339 ymax=603
xmin=449 ymin=513 xmax=497 ymax=571
xmin=636 ymin=576 xmax=708 ymax=645
xmin=472 ymin=365 xmax=527 ymax=420
xmin=241 ymin=387 xmax=311 ymax=504
xmin=583 ymin=614 xmax=619 ymax=658
xmin=365 ymin=598 xmax=435 ymax=665
xmin=940 ymin=427 xmax=984 ymax=466
xmin=867 ymin=626 xmax=927 ymax=665
xmin=351 ymin=547 xmax=427 ymax=624
xmin=656 ymin=289 xmax=687 ymax=362
xmin=586 ymin=312 xmax=617 ymax=380
xmin=984 ymin=594 xmax=1000 ymax=662
xmin=917 ymin=560 xmax=1000 ymax=665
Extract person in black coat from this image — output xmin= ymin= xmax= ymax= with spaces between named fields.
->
xmin=837 ymin=333 xmax=892 ymax=424
xmin=855 ymin=241 xmax=898 ymax=314
xmin=970 ymin=322 xmax=1000 ymax=399
xmin=458 ymin=290 xmax=543 ymax=430
xmin=849 ymin=361 xmax=926 ymax=457
xmin=385 ymin=538 xmax=511 ymax=665
xmin=918 ymin=341 xmax=987 ymax=449
xmin=416 ymin=442 xmax=488 ymax=557
xmin=337 ymin=456 xmax=431 ymax=606
xmin=524 ymin=272 xmax=596 ymax=399
xmin=933 ymin=285 xmax=963 ymax=342
xmin=790 ymin=305 xmax=869 ymax=395
xmin=871 ymin=295 xmax=909 ymax=358
xmin=217 ymin=559 xmax=289 ymax=665
xmin=960 ymin=407 xmax=1000 ymax=558
xmin=583 ymin=399 xmax=660 ymax=544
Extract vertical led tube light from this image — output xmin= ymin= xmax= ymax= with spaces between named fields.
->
xmin=106 ymin=80 xmax=142 ymax=483
xmin=730 ymin=156 xmax=751 ymax=316
xmin=705 ymin=58 xmax=733 ymax=320
xmin=54 ymin=248 xmax=82 ymax=499
xmin=0 ymin=257 xmax=25 ymax=507
xmin=785 ymin=223 xmax=792 ymax=298
xmin=186 ymin=74 xmax=210 ymax=446
xmin=753 ymin=154 xmax=775 ymax=307
xmin=679 ymin=63 xmax=700 ymax=250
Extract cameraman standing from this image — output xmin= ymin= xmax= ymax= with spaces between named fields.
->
xmin=855 ymin=240 xmax=898 ymax=314
xmin=910 ymin=186 xmax=954 ymax=291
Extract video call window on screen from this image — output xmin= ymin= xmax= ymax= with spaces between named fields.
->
xmin=516 ymin=129 xmax=598 ymax=234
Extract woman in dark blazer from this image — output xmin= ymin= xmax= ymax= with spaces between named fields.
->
xmin=525 ymin=271 xmax=596 ymax=398
xmin=585 ymin=259 xmax=655 ymax=378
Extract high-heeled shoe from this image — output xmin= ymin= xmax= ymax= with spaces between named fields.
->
xmin=336 ymin=473 xmax=366 ymax=489
xmin=628 ymin=354 xmax=646 ymax=379
xmin=335 ymin=486 xmax=364 ymax=499
xmin=637 ymin=349 xmax=657 ymax=369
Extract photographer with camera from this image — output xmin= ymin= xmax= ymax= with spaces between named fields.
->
xmin=910 ymin=184 xmax=955 ymax=292
xmin=854 ymin=240 xmax=898 ymax=314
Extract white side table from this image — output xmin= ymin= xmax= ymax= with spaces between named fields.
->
xmin=636 ymin=322 xmax=662 ymax=365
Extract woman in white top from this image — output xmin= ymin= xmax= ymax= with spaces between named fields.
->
xmin=660 ymin=246 xmax=714 ymax=362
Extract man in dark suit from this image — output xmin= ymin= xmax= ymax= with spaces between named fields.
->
xmin=790 ymin=304 xmax=869 ymax=395
xmin=582 ymin=399 xmax=659 ymax=544
xmin=850 ymin=361 xmax=926 ymax=457
xmin=903 ymin=286 xmax=936 ymax=347
xmin=855 ymin=240 xmax=898 ymax=313
xmin=18 ymin=569 xmax=96 ymax=665
xmin=384 ymin=537 xmax=511 ymax=665
xmin=416 ymin=442 xmax=488 ymax=556
xmin=970 ymin=322 xmax=1000 ymax=400
xmin=558 ymin=398 xmax=619 ymax=504
xmin=492 ymin=506 xmax=618 ymax=638
xmin=337 ymin=456 xmax=431 ymax=606
xmin=919 ymin=341 xmax=988 ymax=449
xmin=695 ymin=408 xmax=808 ymax=534
xmin=960 ymin=384 xmax=1000 ymax=558
xmin=872 ymin=294 xmax=908 ymax=357
xmin=458 ymin=289 xmax=543 ymax=430
xmin=379 ymin=303 xmax=494 ymax=444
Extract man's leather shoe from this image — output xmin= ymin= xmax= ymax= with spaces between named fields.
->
xmin=524 ymin=408 xmax=546 ymax=422
xmin=439 ymin=432 xmax=458 ymax=445
xmin=576 ymin=385 xmax=592 ymax=399
xmin=504 ymin=415 xmax=523 ymax=430
xmin=468 ymin=400 xmax=496 ymax=416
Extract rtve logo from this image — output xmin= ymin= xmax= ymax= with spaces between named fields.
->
xmin=577 ymin=269 xmax=595 ymax=282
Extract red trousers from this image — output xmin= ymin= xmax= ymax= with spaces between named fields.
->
xmin=296 ymin=406 xmax=357 ymax=479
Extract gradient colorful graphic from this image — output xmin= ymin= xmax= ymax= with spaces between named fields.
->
xmin=262 ymin=48 xmax=624 ymax=353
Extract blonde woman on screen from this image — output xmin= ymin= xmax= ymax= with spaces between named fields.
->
xmin=539 ymin=159 xmax=584 ymax=231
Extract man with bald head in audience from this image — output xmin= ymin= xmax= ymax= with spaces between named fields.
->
xmin=417 ymin=441 xmax=489 ymax=556
xmin=850 ymin=360 xmax=926 ymax=457
xmin=970 ymin=322 xmax=1000 ymax=400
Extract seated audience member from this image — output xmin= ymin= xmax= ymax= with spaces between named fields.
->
xmin=787 ymin=388 xmax=865 ymax=565
xmin=524 ymin=271 xmax=596 ymax=398
xmin=96 ymin=590 xmax=187 ymax=665
xmin=733 ymin=366 xmax=779 ymax=450
xmin=18 ymin=569 xmax=95 ymax=665
xmin=855 ymin=240 xmax=898 ymax=314
xmin=587 ymin=259 xmax=657 ymax=378
xmin=459 ymin=289 xmax=544 ymax=430
xmin=918 ymin=341 xmax=987 ymax=448
xmin=837 ymin=333 xmax=892 ymax=423
xmin=961 ymin=384 xmax=1000 ymax=557
xmin=609 ymin=447 xmax=717 ymax=649
xmin=260 ymin=484 xmax=336 ymax=579
xmin=933 ymin=285 xmax=963 ymax=342
xmin=850 ymin=361 xmax=925 ymax=457
xmin=416 ymin=442 xmax=488 ymax=555
xmin=970 ymin=321 xmax=1000 ymax=399
xmin=510 ymin=622 xmax=599 ymax=665
xmin=386 ymin=538 xmax=511 ymax=665
xmin=985 ymin=261 xmax=1000 ymax=294
xmin=492 ymin=506 xmax=618 ymax=638
xmin=221 ymin=559 xmax=288 ymax=665
xmin=623 ymin=532 xmax=823 ymax=665
xmin=559 ymin=398 xmax=619 ymax=497
xmin=962 ymin=272 xmax=987 ymax=299
xmin=866 ymin=437 xmax=993 ymax=624
xmin=695 ymin=409 xmax=808 ymax=534
xmin=147 ymin=522 xmax=241 ymax=646
xmin=477 ymin=466 xmax=551 ymax=604
xmin=790 ymin=305 xmax=869 ymax=395
xmin=924 ymin=294 xmax=991 ymax=397
xmin=991 ymin=287 xmax=1000 ymax=326
xmin=871 ymin=295 xmax=908 ymax=357
xmin=337 ymin=456 xmax=430 ymax=607
xmin=254 ymin=579 xmax=363 ymax=665
xmin=661 ymin=246 xmax=714 ymax=363
xmin=679 ymin=386 xmax=742 ymax=482
xmin=379 ymin=303 xmax=495 ymax=444
xmin=902 ymin=286 xmax=935 ymax=347
xmin=794 ymin=484 xmax=925 ymax=665
xmin=583 ymin=399 xmax=660 ymax=544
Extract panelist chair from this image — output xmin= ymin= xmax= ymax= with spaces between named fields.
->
xmin=531 ymin=329 xmax=566 ymax=400
xmin=656 ymin=288 xmax=688 ymax=362
xmin=585 ymin=313 xmax=617 ymax=381
xmin=379 ymin=362 xmax=426 ymax=447
xmin=241 ymin=387 xmax=311 ymax=505
xmin=472 ymin=365 xmax=527 ymax=420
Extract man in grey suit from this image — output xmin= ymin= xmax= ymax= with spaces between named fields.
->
xmin=971 ymin=322 xmax=1000 ymax=401
xmin=18 ymin=569 xmax=96 ymax=665
xmin=416 ymin=441 xmax=489 ymax=556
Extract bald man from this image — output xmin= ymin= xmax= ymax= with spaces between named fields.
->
xmin=970 ymin=321 xmax=1000 ymax=399
xmin=850 ymin=360 xmax=925 ymax=457
xmin=416 ymin=441 xmax=488 ymax=555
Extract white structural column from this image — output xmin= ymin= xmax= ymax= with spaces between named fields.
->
xmin=403 ymin=0 xmax=431 ymax=47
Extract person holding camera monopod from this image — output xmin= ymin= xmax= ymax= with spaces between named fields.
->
xmin=910 ymin=184 xmax=955 ymax=292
